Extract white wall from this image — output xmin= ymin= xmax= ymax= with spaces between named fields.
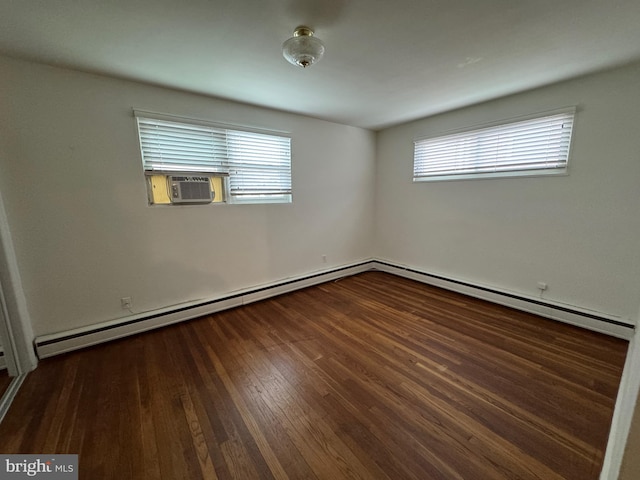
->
xmin=0 ymin=56 xmax=376 ymax=338
xmin=1 ymin=54 xmax=638 ymax=340
xmin=375 ymin=62 xmax=640 ymax=323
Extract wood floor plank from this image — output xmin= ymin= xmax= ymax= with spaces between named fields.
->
xmin=284 ymin=293 xmax=564 ymax=478
xmin=0 ymin=272 xmax=627 ymax=479
xmin=208 ymin=318 xmax=372 ymax=480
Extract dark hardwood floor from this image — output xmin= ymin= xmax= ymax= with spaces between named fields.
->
xmin=0 ymin=272 xmax=628 ymax=479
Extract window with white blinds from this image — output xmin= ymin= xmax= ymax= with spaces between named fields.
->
xmin=136 ymin=114 xmax=292 ymax=203
xmin=413 ymin=109 xmax=575 ymax=182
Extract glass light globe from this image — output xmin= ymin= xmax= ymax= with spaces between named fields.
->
xmin=282 ymin=26 xmax=325 ymax=68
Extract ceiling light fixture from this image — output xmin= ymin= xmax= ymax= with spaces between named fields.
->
xmin=282 ymin=26 xmax=325 ymax=68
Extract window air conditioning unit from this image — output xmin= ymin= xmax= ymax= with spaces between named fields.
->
xmin=168 ymin=175 xmax=213 ymax=204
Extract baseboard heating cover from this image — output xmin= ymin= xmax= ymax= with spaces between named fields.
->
xmin=371 ymin=260 xmax=634 ymax=340
xmin=34 ymin=261 xmax=373 ymax=359
xmin=34 ymin=259 xmax=635 ymax=359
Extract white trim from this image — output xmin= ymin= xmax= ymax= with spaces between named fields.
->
xmin=600 ymin=322 xmax=640 ymax=479
xmin=35 ymin=261 xmax=372 ymax=359
xmin=0 ymin=281 xmax=19 ymax=376
xmin=0 ymin=189 xmax=37 ymax=373
xmin=0 ymin=373 xmax=26 ymax=425
xmin=413 ymin=169 xmax=568 ymax=183
xmin=371 ymin=260 xmax=634 ymax=340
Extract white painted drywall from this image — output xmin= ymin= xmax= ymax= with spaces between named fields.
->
xmin=0 ymin=56 xmax=376 ymax=337
xmin=374 ymin=62 xmax=640 ymax=323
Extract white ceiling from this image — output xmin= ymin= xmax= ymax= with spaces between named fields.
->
xmin=2 ymin=0 xmax=640 ymax=130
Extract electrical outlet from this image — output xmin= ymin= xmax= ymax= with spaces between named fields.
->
xmin=537 ymin=282 xmax=548 ymax=291
xmin=121 ymin=297 xmax=132 ymax=309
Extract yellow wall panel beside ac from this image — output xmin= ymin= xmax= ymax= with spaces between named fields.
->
xmin=210 ymin=176 xmax=224 ymax=203
xmin=147 ymin=175 xmax=171 ymax=204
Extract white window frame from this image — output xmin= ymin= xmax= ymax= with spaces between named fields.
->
xmin=134 ymin=110 xmax=292 ymax=204
xmin=413 ymin=108 xmax=576 ymax=182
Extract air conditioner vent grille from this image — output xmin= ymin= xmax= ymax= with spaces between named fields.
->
xmin=169 ymin=175 xmax=213 ymax=204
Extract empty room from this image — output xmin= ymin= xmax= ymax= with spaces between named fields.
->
xmin=1 ymin=1 xmax=640 ymax=479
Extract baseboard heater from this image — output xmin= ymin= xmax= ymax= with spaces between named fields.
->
xmin=371 ymin=260 xmax=634 ymax=340
xmin=34 ymin=259 xmax=635 ymax=359
xmin=34 ymin=261 xmax=373 ymax=359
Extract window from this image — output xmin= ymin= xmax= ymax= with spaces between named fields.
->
xmin=135 ymin=111 xmax=292 ymax=204
xmin=413 ymin=108 xmax=575 ymax=182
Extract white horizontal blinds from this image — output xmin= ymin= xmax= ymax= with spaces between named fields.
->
xmin=137 ymin=117 xmax=228 ymax=173
xmin=136 ymin=114 xmax=292 ymax=202
xmin=413 ymin=110 xmax=575 ymax=180
xmin=227 ymin=130 xmax=292 ymax=199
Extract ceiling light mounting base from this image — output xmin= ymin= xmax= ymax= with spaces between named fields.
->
xmin=293 ymin=26 xmax=314 ymax=37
